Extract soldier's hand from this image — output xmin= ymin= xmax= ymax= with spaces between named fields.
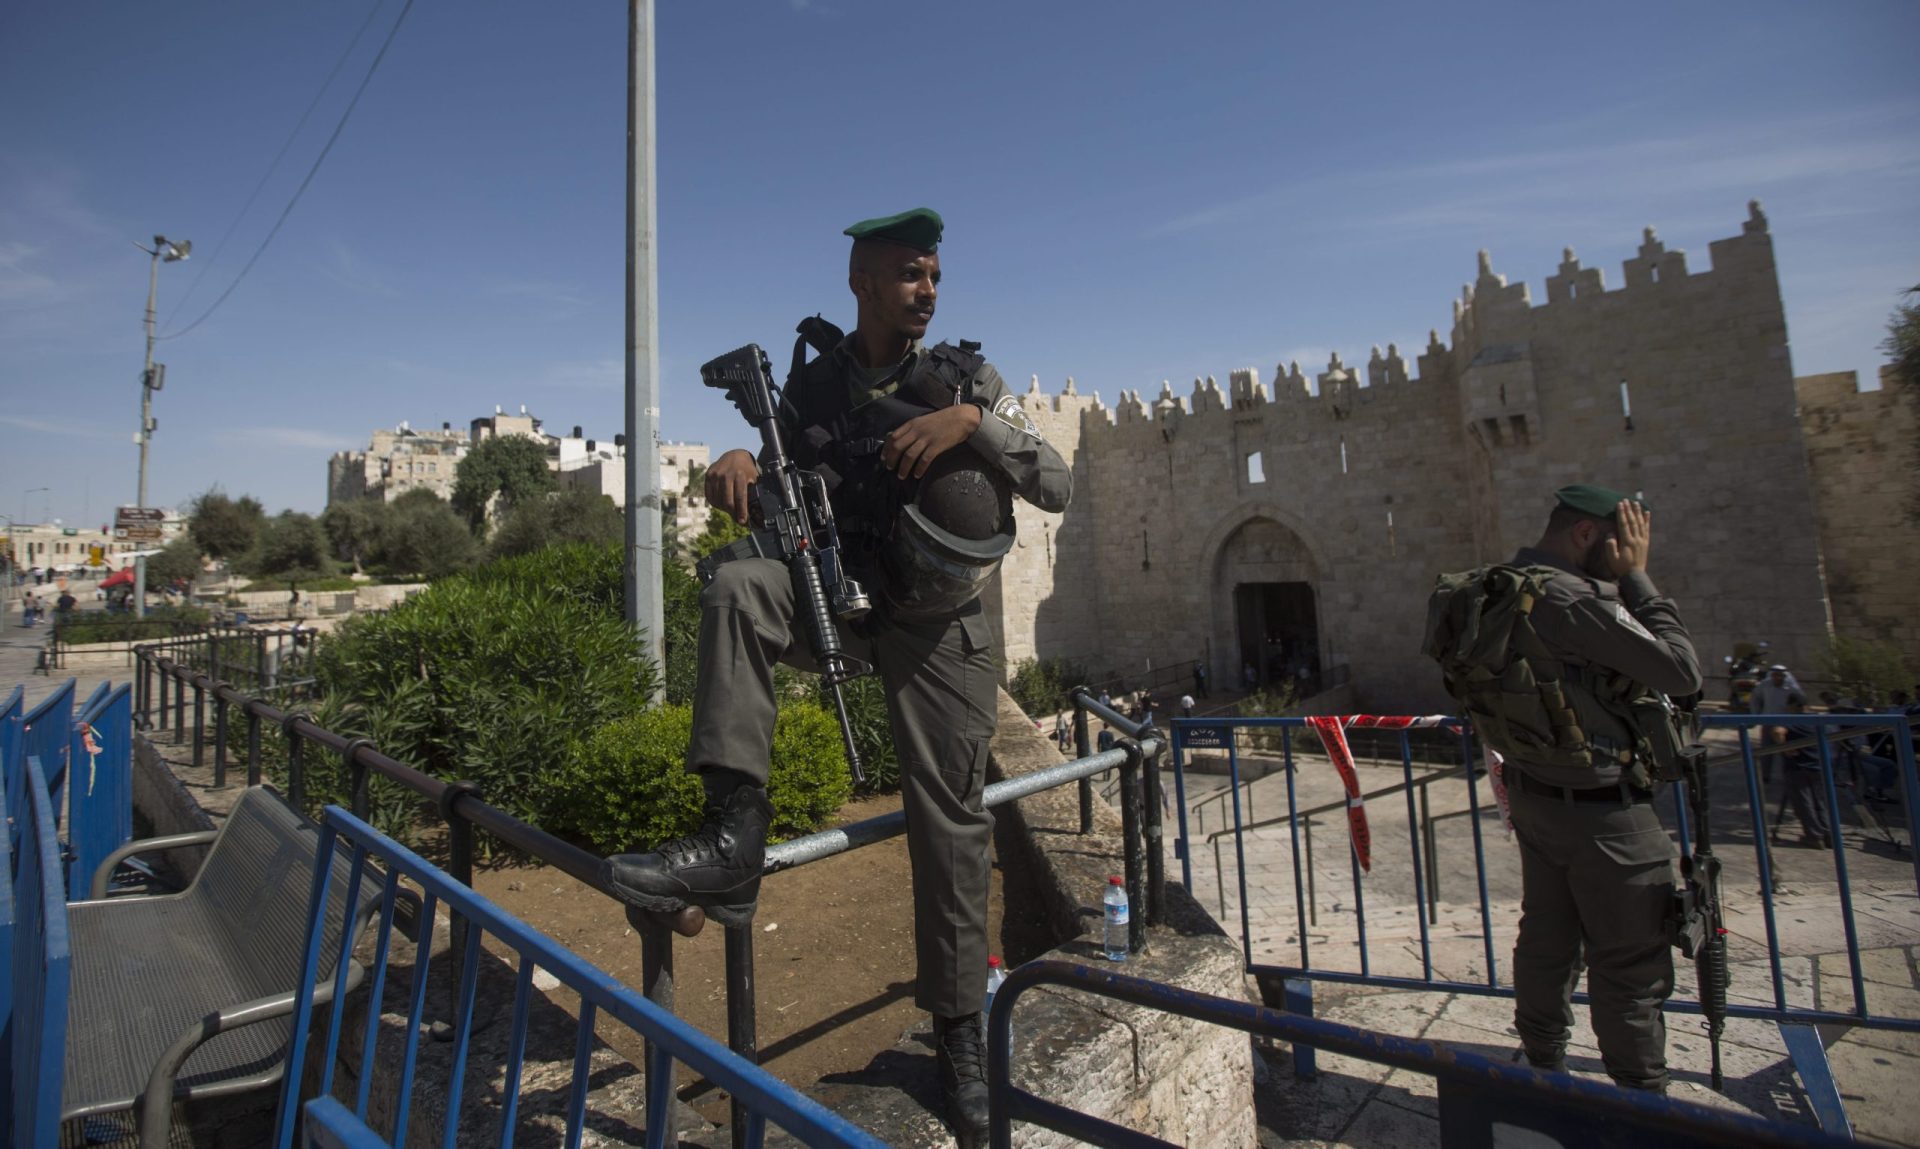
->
xmin=706 ymin=449 xmax=760 ymax=524
xmin=881 ymin=404 xmax=983 ymax=480
xmin=1603 ymin=500 xmax=1651 ymax=578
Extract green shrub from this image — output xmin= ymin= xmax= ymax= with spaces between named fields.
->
xmin=560 ymin=705 xmax=705 ymax=852
xmin=1824 ymin=636 xmax=1914 ymax=707
xmin=559 ymin=700 xmax=852 ymax=854
xmin=815 ymin=673 xmax=899 ymax=794
xmin=247 ymin=691 xmax=424 ymax=842
xmin=768 ymin=697 xmax=855 ymax=833
xmin=313 ymin=571 xmax=658 ymax=828
xmin=1007 ymin=655 xmax=1092 ymax=720
xmin=467 ymin=541 xmax=625 ymax=614
xmin=57 ymin=606 xmax=210 ymax=645
xmin=1234 ymin=684 xmax=1298 ymax=752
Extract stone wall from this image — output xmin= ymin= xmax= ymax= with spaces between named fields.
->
xmin=1797 ymin=367 xmax=1920 ymax=657
xmin=990 ymin=203 xmax=1843 ymax=711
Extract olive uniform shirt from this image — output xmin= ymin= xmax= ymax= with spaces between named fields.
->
xmin=1509 ymin=546 xmax=1703 ymax=789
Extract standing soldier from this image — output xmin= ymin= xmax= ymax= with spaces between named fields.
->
xmin=1499 ymin=485 xmax=1701 ymax=1091
xmin=602 ymin=208 xmax=1071 ymax=1144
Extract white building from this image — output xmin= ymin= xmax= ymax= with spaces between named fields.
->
xmin=331 ymin=408 xmax=709 ymax=535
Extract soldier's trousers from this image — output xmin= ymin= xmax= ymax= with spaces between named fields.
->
xmin=687 ymin=558 xmax=997 ymax=1019
xmin=1509 ymin=783 xmax=1676 ymax=1090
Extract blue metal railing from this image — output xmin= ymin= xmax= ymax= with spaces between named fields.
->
xmin=275 ymin=806 xmax=889 ymax=1149
xmin=1173 ymin=713 xmax=1919 ymax=1026
xmin=2 ymin=684 xmax=22 ymax=821
xmin=0 ymin=686 xmax=19 ymax=1132
xmin=67 ymin=683 xmax=133 ymax=901
xmin=987 ymin=959 xmax=1851 ymax=1148
xmin=1173 ymin=711 xmax=1920 ymax=1137
xmin=11 ymin=755 xmax=73 ymax=1149
xmin=20 ymin=680 xmax=73 ymax=832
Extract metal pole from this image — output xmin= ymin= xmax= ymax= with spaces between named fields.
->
xmin=1075 ymin=705 xmax=1093 ymax=834
xmin=724 ymin=923 xmax=760 ymax=1149
xmin=212 ymin=687 xmax=228 ymax=789
xmin=1142 ymin=740 xmax=1166 ymax=926
xmin=623 ymin=0 xmax=664 ymax=698
xmin=634 ymin=907 xmax=675 ymax=1141
xmin=1119 ymin=742 xmax=1146 ymax=954
xmin=139 ymin=243 xmax=159 ymax=509
xmin=133 ymin=552 xmax=146 ymax=619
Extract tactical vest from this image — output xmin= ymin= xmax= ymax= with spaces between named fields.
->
xmin=782 ymin=330 xmax=985 ymax=576
xmin=1422 ymin=564 xmax=1699 ymax=786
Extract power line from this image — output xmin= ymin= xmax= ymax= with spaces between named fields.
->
xmin=160 ymin=0 xmax=416 ymax=342
xmin=165 ymin=0 xmax=390 ymax=328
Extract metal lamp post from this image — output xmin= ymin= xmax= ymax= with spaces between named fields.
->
xmin=135 ymin=235 xmax=191 ymax=510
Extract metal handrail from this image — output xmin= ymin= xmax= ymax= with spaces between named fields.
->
xmin=132 ymin=642 xmax=1176 ymax=1147
xmin=277 ymin=806 xmax=886 ymax=1149
xmin=986 ymin=960 xmax=1851 ymax=1149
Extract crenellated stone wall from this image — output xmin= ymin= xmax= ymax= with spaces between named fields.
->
xmin=988 ymin=202 xmax=1884 ymax=711
xmin=1797 ymin=367 xmax=1920 ymax=657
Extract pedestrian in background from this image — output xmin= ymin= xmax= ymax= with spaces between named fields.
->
xmin=1771 ymin=694 xmax=1833 ymax=847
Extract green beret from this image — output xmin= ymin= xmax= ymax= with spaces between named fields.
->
xmin=1554 ymin=483 xmax=1645 ymax=518
xmin=843 ymin=207 xmax=943 ymax=252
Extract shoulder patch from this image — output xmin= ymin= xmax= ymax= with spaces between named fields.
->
xmin=992 ymin=394 xmax=1041 ymax=440
xmin=1615 ymin=603 xmax=1655 ymax=640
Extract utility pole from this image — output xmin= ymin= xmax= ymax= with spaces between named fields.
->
xmin=135 ymin=235 xmax=190 ymax=509
xmin=624 ymin=0 xmax=664 ymax=694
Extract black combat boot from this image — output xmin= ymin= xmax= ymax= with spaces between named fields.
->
xmin=933 ymin=1012 xmax=990 ymax=1148
xmin=601 ymin=769 xmax=770 ymax=927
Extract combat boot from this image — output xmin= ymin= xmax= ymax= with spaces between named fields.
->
xmin=601 ymin=769 xmax=770 ymax=927
xmin=933 ymin=1012 xmax=990 ymax=1148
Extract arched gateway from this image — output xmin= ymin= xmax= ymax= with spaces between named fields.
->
xmin=1201 ymin=505 xmax=1328 ymax=695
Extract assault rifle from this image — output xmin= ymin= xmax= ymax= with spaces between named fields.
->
xmin=696 ymin=342 xmax=873 ymax=783
xmin=1669 ymin=743 xmax=1730 ymax=1089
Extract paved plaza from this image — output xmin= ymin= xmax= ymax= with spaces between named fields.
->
xmin=1172 ymin=728 xmax=1920 ymax=1147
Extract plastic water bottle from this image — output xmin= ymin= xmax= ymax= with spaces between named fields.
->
xmin=985 ymin=956 xmax=1009 ymax=1044
xmin=1103 ymin=876 xmax=1130 ymax=961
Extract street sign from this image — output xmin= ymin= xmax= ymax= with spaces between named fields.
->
xmin=1178 ymin=724 xmax=1232 ymax=750
xmin=117 ymin=526 xmax=164 ymax=542
xmin=116 ymin=506 xmax=166 ymax=525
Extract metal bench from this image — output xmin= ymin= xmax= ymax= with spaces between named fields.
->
xmin=61 ymin=785 xmax=377 ymax=1148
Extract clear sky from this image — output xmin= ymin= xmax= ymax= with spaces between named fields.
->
xmin=4 ymin=1 xmax=1916 ymax=527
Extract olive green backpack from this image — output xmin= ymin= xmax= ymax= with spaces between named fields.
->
xmin=1422 ymin=564 xmax=1699 ymax=782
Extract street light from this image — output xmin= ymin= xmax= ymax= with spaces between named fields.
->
xmin=134 ymin=234 xmax=190 ymax=510
xmin=21 ymin=486 xmax=48 ymax=524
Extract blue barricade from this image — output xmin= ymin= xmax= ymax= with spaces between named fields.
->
xmin=11 ymin=755 xmax=72 ymax=1149
xmin=67 ymin=684 xmax=133 ymax=901
xmin=276 ymin=806 xmax=888 ymax=1149
xmin=0 ymin=686 xmax=18 ymax=1132
xmin=987 ymin=960 xmax=1851 ymax=1148
xmin=19 ymin=680 xmax=72 ymax=834
xmin=1173 ymin=711 xmax=1920 ymax=1136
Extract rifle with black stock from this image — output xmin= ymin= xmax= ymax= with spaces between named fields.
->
xmin=1670 ymin=741 xmax=1730 ymax=1090
xmin=696 ymin=341 xmax=874 ymax=783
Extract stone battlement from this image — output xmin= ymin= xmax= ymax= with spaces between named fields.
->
xmin=986 ymin=203 xmax=1831 ymax=713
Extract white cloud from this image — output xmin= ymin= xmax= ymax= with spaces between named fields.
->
xmin=1148 ymin=103 xmax=1920 ymax=241
xmin=536 ymin=358 xmax=623 ymax=390
xmin=321 ymin=240 xmax=398 ymax=297
xmin=0 ymin=414 xmax=120 ymax=440
xmin=214 ymin=426 xmax=361 ymax=451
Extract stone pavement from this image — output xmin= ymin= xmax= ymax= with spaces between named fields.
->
xmin=1172 ymin=740 xmax=1920 ymax=1146
xmin=0 ymin=609 xmax=116 ymax=710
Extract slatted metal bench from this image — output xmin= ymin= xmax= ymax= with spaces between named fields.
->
xmin=61 ymin=785 xmax=377 ymax=1148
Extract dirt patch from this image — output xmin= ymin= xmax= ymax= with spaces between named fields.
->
xmin=475 ymin=792 xmax=1056 ymax=1125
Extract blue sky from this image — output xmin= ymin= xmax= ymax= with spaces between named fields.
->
xmin=4 ymin=1 xmax=1916 ymax=526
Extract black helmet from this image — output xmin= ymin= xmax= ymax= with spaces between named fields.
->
xmin=879 ymin=446 xmax=1014 ymax=620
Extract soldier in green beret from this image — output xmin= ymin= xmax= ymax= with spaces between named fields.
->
xmin=605 ymin=207 xmax=1071 ymax=1145
xmin=1503 ymin=485 xmax=1701 ymax=1091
